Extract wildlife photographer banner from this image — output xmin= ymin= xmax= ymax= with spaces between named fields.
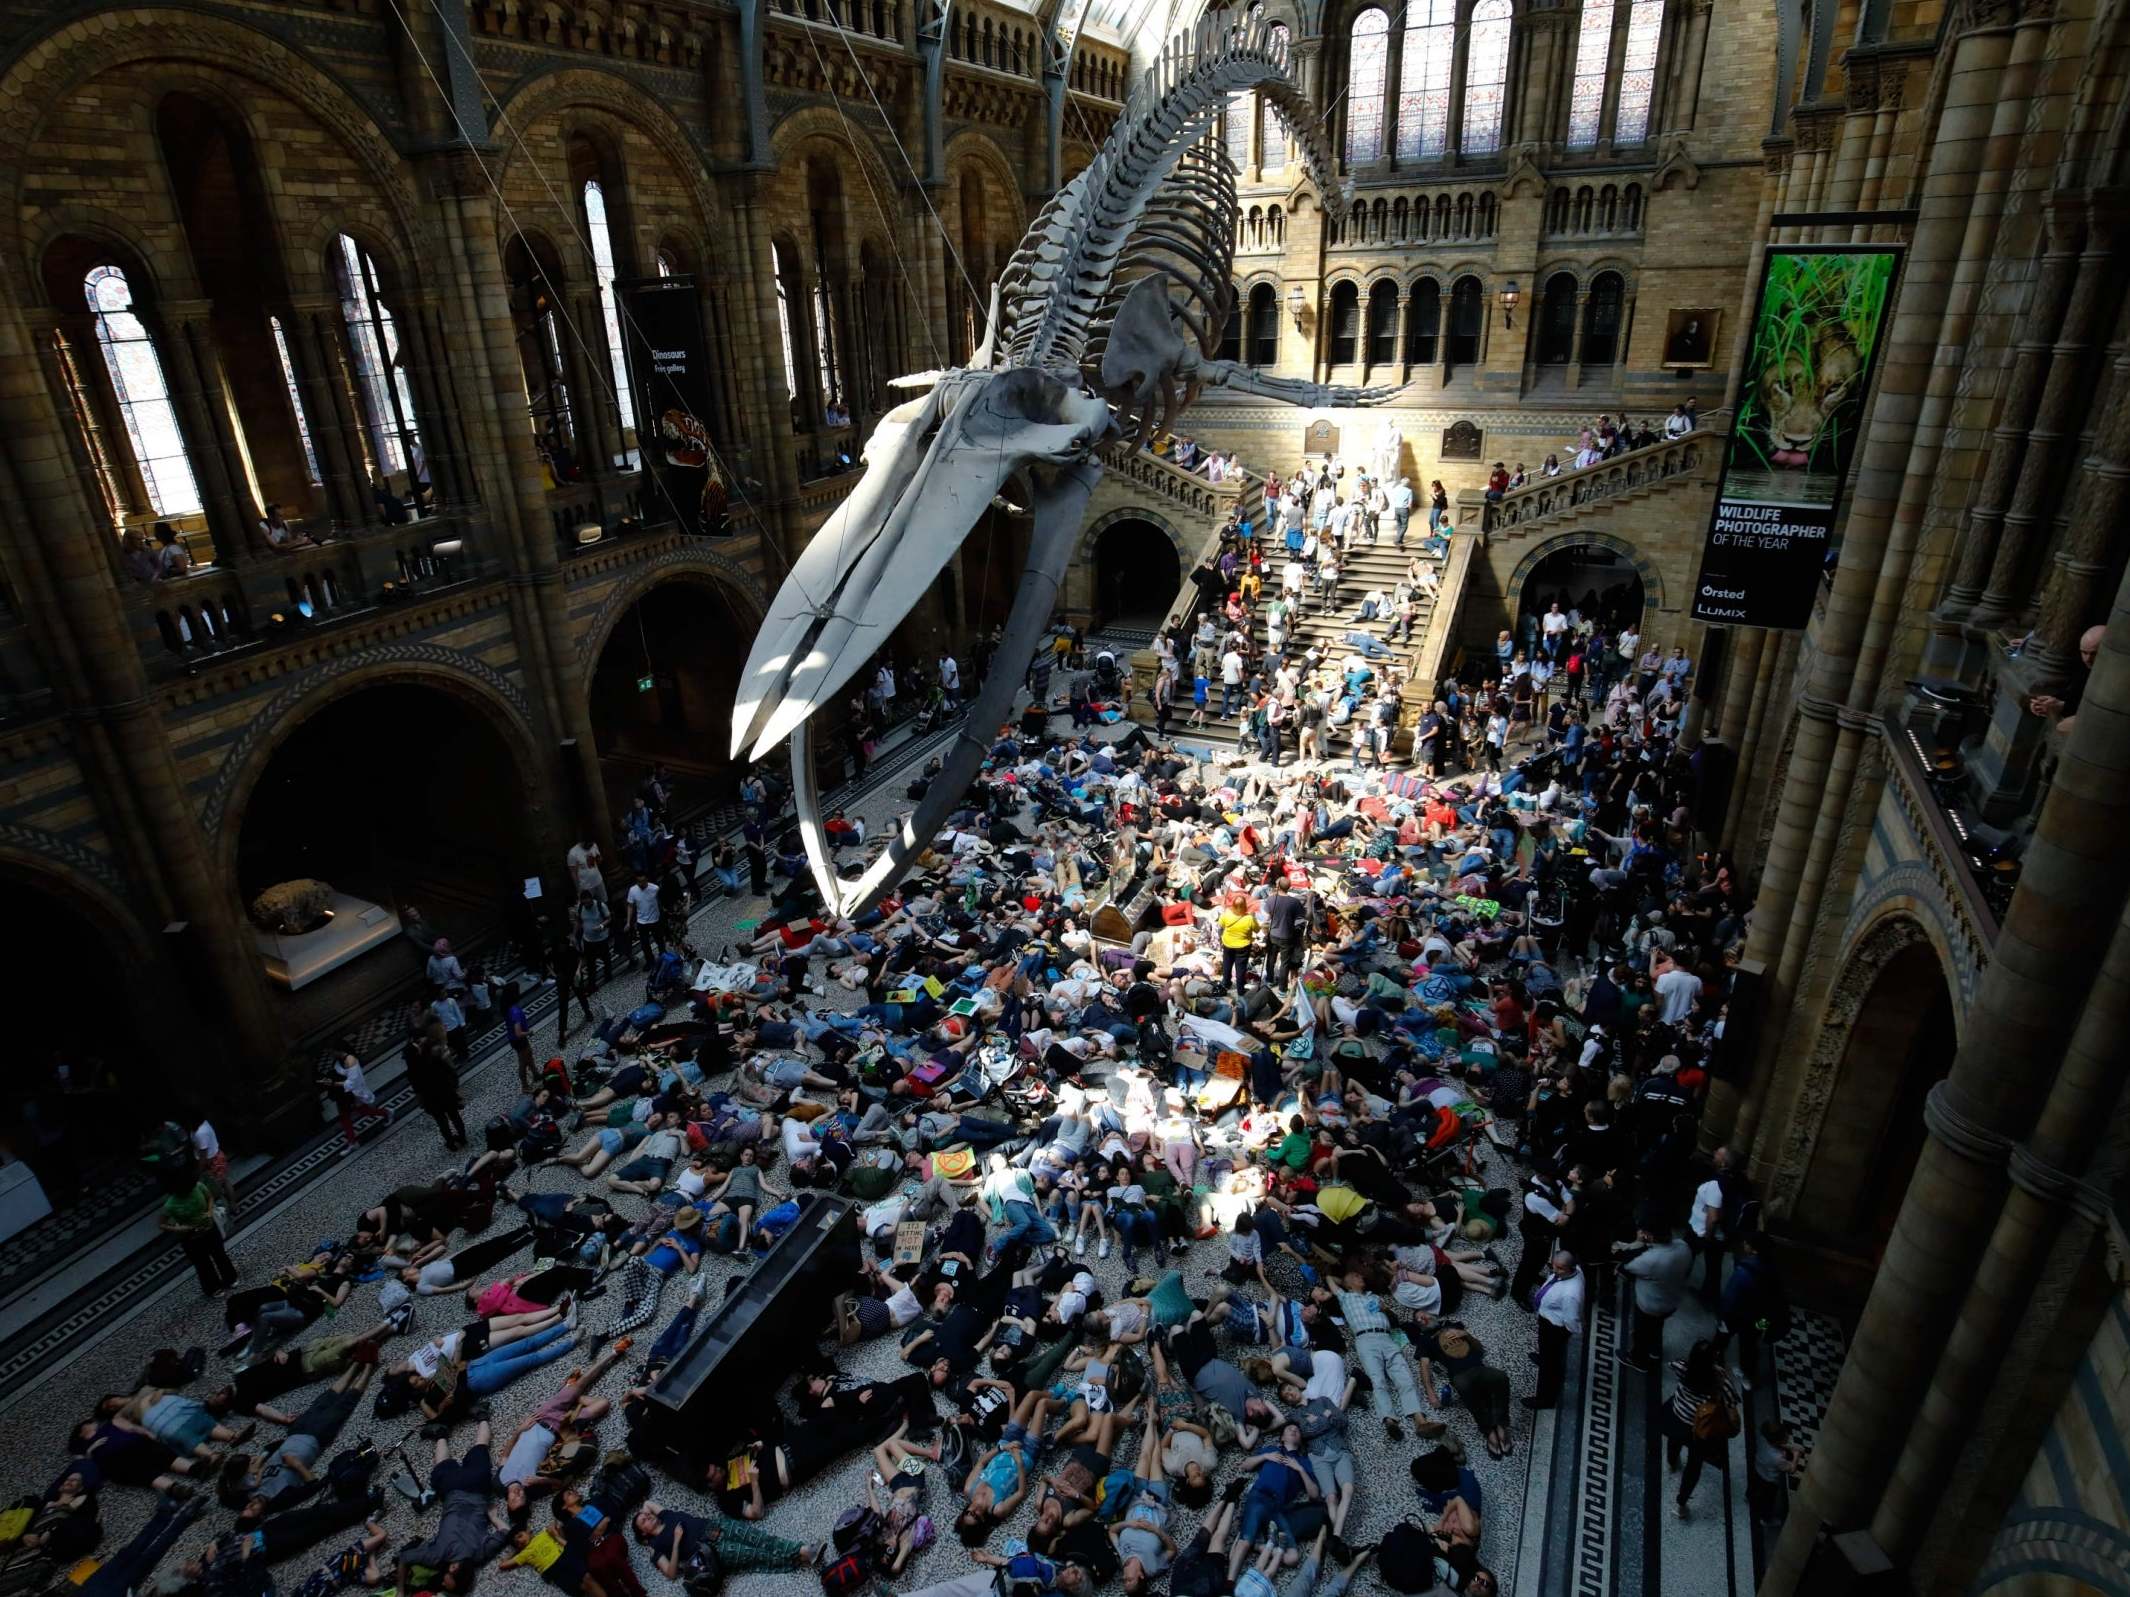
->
xmin=615 ymin=274 xmax=724 ymax=535
xmin=1691 ymin=246 xmax=1902 ymax=628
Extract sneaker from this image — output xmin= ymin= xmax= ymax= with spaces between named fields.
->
xmin=1098 ymin=1238 xmax=1111 ymax=1259
xmin=1074 ymin=1236 xmax=1087 ymax=1257
xmin=1383 ymin=1417 xmax=1403 ymax=1442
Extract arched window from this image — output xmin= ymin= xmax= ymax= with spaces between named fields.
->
xmin=1219 ymin=298 xmax=1243 ymax=363
xmin=811 ymin=226 xmax=842 ymax=411
xmin=771 ymin=242 xmax=799 ymax=402
xmin=655 ymin=248 xmax=679 ymax=278
xmin=1247 ymin=283 xmax=1279 ymax=368
xmin=1344 ymin=9 xmax=1390 ymax=165
xmin=1404 ymin=278 xmax=1440 ymax=365
xmin=1460 ymin=0 xmax=1513 ymax=157
xmin=1615 ymin=0 xmax=1665 ymax=144
xmin=1478 ymin=193 xmax=1498 ymax=236
xmin=1583 ymin=272 xmax=1626 ymax=366
xmin=1269 ymin=205 xmax=1285 ymax=246
xmin=268 ymin=315 xmax=322 ymax=487
xmin=1261 ymin=27 xmax=1290 ymax=169
xmin=583 ymin=180 xmax=638 ymax=452
xmin=1455 ymin=192 xmax=1474 ymax=238
xmin=1623 ymin=184 xmax=1645 ymax=232
xmin=1575 ymin=187 xmax=1596 ymax=231
xmin=333 ymin=235 xmax=422 ymax=479
xmin=1397 ymin=0 xmax=1455 ymax=162
xmin=84 ymin=264 xmax=201 ymax=517
xmin=1328 ymin=280 xmax=1361 ymax=365
xmin=1366 ymin=280 xmax=1400 ymax=366
xmin=1225 ymin=93 xmax=1253 ymax=170
xmin=1599 ymin=185 xmax=1619 ymax=231
xmin=1548 ymin=187 xmax=1571 ymax=233
xmin=1536 ymin=273 xmax=1578 ymax=365
xmin=1434 ymin=193 xmax=1452 ymax=237
xmin=1445 ymin=275 xmax=1483 ymax=368
xmin=1567 ymin=0 xmax=1615 ymax=149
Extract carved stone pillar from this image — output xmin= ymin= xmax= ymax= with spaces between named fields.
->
xmin=1565 ymin=288 xmax=1590 ymax=387
xmin=282 ymin=296 xmax=367 ymax=529
xmin=157 ymin=303 xmax=255 ymax=565
xmin=400 ymin=293 xmax=476 ymax=509
xmin=1971 ymin=198 xmax=2119 ymax=625
xmin=2030 ymin=341 xmax=2130 ymax=687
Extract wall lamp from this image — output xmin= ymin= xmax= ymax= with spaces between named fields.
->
xmin=1286 ymin=283 xmax=1309 ymax=329
xmin=1500 ymin=280 xmax=1520 ymax=330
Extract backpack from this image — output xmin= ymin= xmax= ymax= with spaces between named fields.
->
xmin=484 ymin=1116 xmax=519 ymax=1154
xmin=832 ymin=1506 xmax=882 ymax=1556
xmin=683 ymin=1547 xmax=724 ymax=1597
xmin=1376 ymin=1522 xmax=1438 ymax=1593
xmin=1691 ymin=1393 xmax=1742 ymax=1443
xmin=819 ymin=1551 xmax=870 ymax=1597
xmin=518 ymin=1116 xmax=563 ymax=1162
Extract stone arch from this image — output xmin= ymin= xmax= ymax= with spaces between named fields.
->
xmin=943 ymin=129 xmax=1030 ymax=240
xmin=1079 ymin=505 xmax=1188 ymax=573
xmin=1767 ymin=910 xmax=1963 ymax=1223
xmin=0 ymin=828 xmax=159 ymax=967
xmin=0 ymin=8 xmax=428 ymax=305
xmin=766 ymin=105 xmax=906 ymax=242
xmin=303 ymin=218 xmax=417 ymax=305
xmin=199 ymin=644 xmax=543 ymax=860
xmin=574 ymin=547 xmax=771 ymax=693
xmin=1503 ymin=530 xmax=1664 ymax=617
xmin=1977 ymin=1511 xmax=2130 ymax=1594
xmin=29 ymin=208 xmax=184 ymax=308
xmin=490 ymin=67 xmax=720 ymax=243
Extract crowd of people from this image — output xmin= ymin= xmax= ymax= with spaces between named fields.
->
xmin=25 ymin=438 xmax=1802 ymax=1597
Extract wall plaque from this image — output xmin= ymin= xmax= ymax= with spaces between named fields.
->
xmin=1303 ymin=420 xmax=1340 ymax=459
xmin=1441 ymin=420 xmax=1484 ymax=461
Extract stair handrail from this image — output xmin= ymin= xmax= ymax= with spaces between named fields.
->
xmin=1410 ymin=533 xmax=1476 ymax=692
xmin=1478 ymin=411 xmax=1728 ymax=535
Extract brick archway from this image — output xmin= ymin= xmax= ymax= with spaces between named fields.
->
xmin=201 ymin=645 xmax=547 ymax=876
xmin=574 ymin=550 xmax=769 ymax=697
xmin=1503 ymin=530 xmax=1665 ymax=619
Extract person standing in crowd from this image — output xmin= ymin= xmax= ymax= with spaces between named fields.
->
xmin=160 ymin=1172 xmax=234 ymax=1298
xmin=1525 ymin=1251 xmax=1585 ymax=1411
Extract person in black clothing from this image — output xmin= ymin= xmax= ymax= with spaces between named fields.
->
xmin=743 ymin=818 xmax=769 ymax=898
xmin=549 ymin=937 xmax=595 ymax=1045
xmin=405 ymin=1029 xmax=467 ymax=1150
xmin=1262 ymin=888 xmax=1304 ymax=985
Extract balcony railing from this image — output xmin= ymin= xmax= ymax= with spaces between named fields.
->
xmin=1478 ymin=429 xmax=1713 ymax=535
xmin=768 ymin=0 xmax=909 ymax=46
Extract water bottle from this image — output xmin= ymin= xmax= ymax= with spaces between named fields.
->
xmin=1437 ymin=1380 xmax=1454 ymax=1407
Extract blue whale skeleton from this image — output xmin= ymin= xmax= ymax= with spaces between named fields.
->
xmin=731 ymin=5 xmax=1401 ymax=915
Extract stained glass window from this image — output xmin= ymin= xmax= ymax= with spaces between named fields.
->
xmin=333 ymin=234 xmax=422 ymax=478
xmin=85 ymin=264 xmax=201 ymax=517
xmin=1614 ymin=0 xmax=1664 ymax=144
xmin=1260 ymin=27 xmax=1289 ymax=169
xmin=583 ymin=181 xmax=638 ymax=450
xmin=1396 ymin=0 xmax=1455 ymax=161
xmin=1344 ymin=9 xmax=1389 ymax=166
xmin=1567 ymin=1 xmax=1614 ymax=148
xmin=1225 ymin=93 xmax=1253 ymax=170
xmin=268 ymin=316 xmax=322 ymax=487
xmin=1460 ymin=0 xmax=1512 ymax=157
xmin=810 ymin=227 xmax=842 ymax=410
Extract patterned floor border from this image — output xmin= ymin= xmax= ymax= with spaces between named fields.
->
xmin=1571 ymin=1280 xmax=1625 ymax=1597
xmin=0 ymin=716 xmax=969 ymax=1402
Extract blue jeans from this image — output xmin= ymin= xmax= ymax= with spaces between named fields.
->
xmin=1222 ymin=682 xmax=1243 ymax=718
xmin=466 ymin=1322 xmax=575 ymax=1395
xmin=994 ymin=1199 xmax=1057 ymax=1255
xmin=1112 ymin=1208 xmax=1158 ymax=1256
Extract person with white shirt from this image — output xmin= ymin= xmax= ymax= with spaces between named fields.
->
xmin=624 ymin=873 xmax=664 ymax=969
xmin=1220 ymin=647 xmax=1246 ymax=718
xmin=1688 ymin=1146 xmax=1735 ymax=1303
xmin=1526 ymin=1251 xmax=1585 ymax=1410
xmin=938 ymin=653 xmax=960 ymax=697
xmin=1652 ymin=952 xmax=1703 ymax=1025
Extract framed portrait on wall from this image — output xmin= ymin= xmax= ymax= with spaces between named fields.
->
xmin=1662 ymin=309 xmax=1721 ymax=369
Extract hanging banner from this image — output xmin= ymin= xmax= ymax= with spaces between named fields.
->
xmin=615 ymin=274 xmax=726 ymax=535
xmin=1690 ymin=245 xmax=1902 ymax=629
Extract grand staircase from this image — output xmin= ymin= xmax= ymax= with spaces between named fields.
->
xmin=1110 ymin=454 xmax=1474 ymax=758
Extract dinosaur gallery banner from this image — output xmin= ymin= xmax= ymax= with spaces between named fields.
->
xmin=616 ymin=274 xmax=724 ymax=536
xmin=1690 ymin=245 xmax=1902 ymax=629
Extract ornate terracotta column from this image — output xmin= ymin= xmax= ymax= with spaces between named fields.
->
xmin=0 ymin=293 xmax=295 ymax=1139
xmin=280 ymin=298 xmax=367 ymax=530
xmin=1762 ymin=542 xmax=2130 ymax=1595
xmin=1710 ymin=17 xmax=2025 ymax=1151
xmin=157 ymin=301 xmax=256 ymax=566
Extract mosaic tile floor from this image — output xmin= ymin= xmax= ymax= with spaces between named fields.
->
xmin=0 ymin=709 xmax=1847 ymax=1597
